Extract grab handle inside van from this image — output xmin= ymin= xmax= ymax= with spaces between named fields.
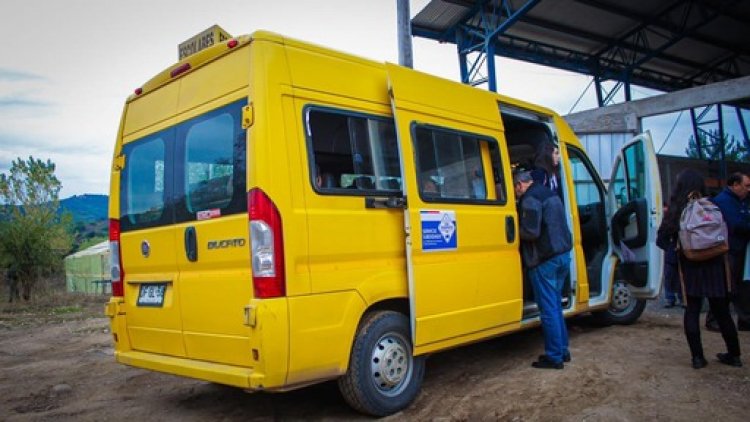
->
xmin=184 ymin=226 xmax=198 ymax=262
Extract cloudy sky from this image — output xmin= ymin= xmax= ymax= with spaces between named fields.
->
xmin=0 ymin=0 xmax=727 ymax=198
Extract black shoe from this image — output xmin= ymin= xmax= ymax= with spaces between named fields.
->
xmin=532 ymin=358 xmax=563 ymax=369
xmin=692 ymin=356 xmax=708 ymax=369
xmin=737 ymin=322 xmax=750 ymax=332
xmin=538 ymin=353 xmax=571 ymax=363
xmin=716 ymin=353 xmax=743 ymax=367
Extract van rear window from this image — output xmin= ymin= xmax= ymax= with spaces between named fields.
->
xmin=120 ymin=99 xmax=247 ymax=231
xmin=121 ymin=134 xmax=169 ymax=229
xmin=184 ymin=113 xmax=236 ymax=213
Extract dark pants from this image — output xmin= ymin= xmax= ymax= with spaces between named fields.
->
xmin=706 ymin=253 xmax=750 ymax=328
xmin=735 ymin=277 xmax=750 ymax=328
xmin=685 ymin=295 xmax=740 ymax=358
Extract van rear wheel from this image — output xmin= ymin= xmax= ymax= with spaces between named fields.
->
xmin=338 ymin=310 xmax=424 ymax=417
xmin=592 ymin=280 xmax=646 ymax=325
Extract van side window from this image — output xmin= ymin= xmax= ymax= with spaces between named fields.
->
xmin=306 ymin=108 xmax=401 ymax=194
xmin=121 ymin=135 xmax=168 ymax=229
xmin=413 ymin=125 xmax=505 ymax=203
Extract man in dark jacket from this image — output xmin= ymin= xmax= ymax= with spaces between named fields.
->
xmin=711 ymin=172 xmax=750 ymax=331
xmin=515 ymin=170 xmax=573 ymax=369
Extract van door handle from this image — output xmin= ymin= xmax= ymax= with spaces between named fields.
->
xmin=184 ymin=226 xmax=198 ymax=262
xmin=365 ymin=196 xmax=406 ymax=209
xmin=506 ymin=216 xmax=515 ymax=243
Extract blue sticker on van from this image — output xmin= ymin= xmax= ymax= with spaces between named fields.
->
xmin=421 ymin=210 xmax=457 ymax=252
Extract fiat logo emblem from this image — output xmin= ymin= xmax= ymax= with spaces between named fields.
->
xmin=141 ymin=240 xmax=151 ymax=258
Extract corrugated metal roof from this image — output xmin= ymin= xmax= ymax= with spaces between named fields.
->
xmin=412 ymin=0 xmax=750 ymax=95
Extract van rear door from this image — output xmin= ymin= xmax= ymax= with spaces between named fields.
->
xmin=119 ymin=129 xmax=186 ymax=357
xmin=607 ymin=131 xmax=663 ymax=298
xmin=386 ymin=63 xmax=523 ymax=355
xmin=172 ymin=99 xmax=252 ymax=367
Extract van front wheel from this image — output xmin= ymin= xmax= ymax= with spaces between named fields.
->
xmin=592 ymin=280 xmax=647 ymax=325
xmin=338 ymin=310 xmax=425 ymax=417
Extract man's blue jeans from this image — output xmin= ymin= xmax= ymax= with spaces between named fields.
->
xmin=529 ymin=252 xmax=571 ymax=363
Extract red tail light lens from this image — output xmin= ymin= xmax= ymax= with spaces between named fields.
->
xmin=227 ymin=39 xmax=239 ymax=49
xmin=109 ymin=219 xmax=124 ymax=297
xmin=248 ymin=188 xmax=286 ymax=298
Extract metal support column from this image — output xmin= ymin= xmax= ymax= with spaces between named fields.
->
xmin=396 ymin=0 xmax=413 ymax=68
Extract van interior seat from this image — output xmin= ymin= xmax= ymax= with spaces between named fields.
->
xmin=321 ymin=173 xmax=337 ymax=188
xmin=353 ymin=176 xmax=374 ymax=190
xmin=382 ymin=179 xmax=401 ymax=190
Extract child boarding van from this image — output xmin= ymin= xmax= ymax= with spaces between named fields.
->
xmin=106 ymin=30 xmax=663 ymax=416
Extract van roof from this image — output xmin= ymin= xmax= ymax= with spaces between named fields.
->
xmin=128 ymin=31 xmax=276 ymax=102
xmin=126 ymin=30 xmax=566 ymax=136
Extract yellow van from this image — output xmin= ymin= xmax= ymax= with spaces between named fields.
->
xmin=106 ymin=30 xmax=663 ymax=416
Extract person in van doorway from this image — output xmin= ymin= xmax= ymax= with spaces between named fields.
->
xmin=656 ymin=169 xmax=742 ymax=369
xmin=707 ymin=172 xmax=750 ymax=332
xmin=514 ymin=169 xmax=572 ymax=369
xmin=530 ymin=141 xmax=562 ymax=197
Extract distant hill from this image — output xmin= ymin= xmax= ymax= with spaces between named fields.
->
xmin=60 ymin=194 xmax=108 ymax=223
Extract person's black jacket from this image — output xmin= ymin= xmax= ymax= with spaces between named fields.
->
xmin=518 ymin=182 xmax=572 ymax=268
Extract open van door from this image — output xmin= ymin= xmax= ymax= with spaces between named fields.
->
xmin=607 ymin=131 xmax=663 ymax=298
xmin=386 ymin=63 xmax=523 ymax=355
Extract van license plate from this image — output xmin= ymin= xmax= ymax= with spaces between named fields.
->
xmin=137 ymin=283 xmax=167 ymax=307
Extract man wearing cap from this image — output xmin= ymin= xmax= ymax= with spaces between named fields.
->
xmin=514 ymin=169 xmax=573 ymax=369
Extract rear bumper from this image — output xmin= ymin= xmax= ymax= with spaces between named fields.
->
xmin=116 ymin=350 xmax=265 ymax=389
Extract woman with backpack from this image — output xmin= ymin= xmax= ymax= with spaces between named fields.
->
xmin=656 ymin=169 xmax=742 ymax=369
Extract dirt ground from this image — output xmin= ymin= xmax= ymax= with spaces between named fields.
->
xmin=1 ymin=296 xmax=749 ymax=422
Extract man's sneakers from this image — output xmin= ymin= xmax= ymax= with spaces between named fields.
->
xmin=532 ymin=353 xmax=569 ymax=369
xmin=532 ymin=359 xmax=563 ymax=369
xmin=537 ymin=352 xmax=571 ymax=363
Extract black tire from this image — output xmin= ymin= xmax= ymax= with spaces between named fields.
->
xmin=338 ymin=310 xmax=425 ymax=417
xmin=591 ymin=280 xmax=647 ymax=325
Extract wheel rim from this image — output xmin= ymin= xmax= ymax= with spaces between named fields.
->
xmin=609 ymin=280 xmax=636 ymax=317
xmin=369 ymin=332 xmax=413 ymax=397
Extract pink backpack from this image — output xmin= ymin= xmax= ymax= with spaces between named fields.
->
xmin=678 ymin=192 xmax=729 ymax=261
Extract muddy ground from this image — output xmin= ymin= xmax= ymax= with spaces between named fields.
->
xmin=1 ymin=296 xmax=749 ymax=421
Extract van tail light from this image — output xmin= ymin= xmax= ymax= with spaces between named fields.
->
xmin=109 ymin=219 xmax=125 ymax=297
xmin=248 ymin=188 xmax=286 ymax=298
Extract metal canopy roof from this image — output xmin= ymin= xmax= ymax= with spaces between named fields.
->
xmin=412 ymin=0 xmax=750 ymax=96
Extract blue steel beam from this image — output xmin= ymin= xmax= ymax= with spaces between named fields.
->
xmin=454 ymin=0 xmax=540 ymax=91
xmin=412 ymin=0 xmax=745 ymax=95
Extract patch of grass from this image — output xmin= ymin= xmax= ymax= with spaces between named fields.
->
xmin=0 ymin=275 xmax=109 ymax=328
xmin=51 ymin=305 xmax=82 ymax=315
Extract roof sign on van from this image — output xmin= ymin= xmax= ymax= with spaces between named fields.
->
xmin=178 ymin=25 xmax=232 ymax=60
